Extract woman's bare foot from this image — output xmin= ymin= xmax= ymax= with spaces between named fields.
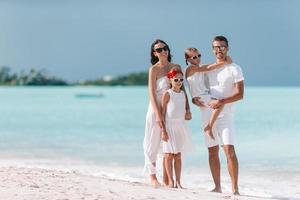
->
xmin=150 ymin=176 xmax=161 ymax=188
xmin=175 ymin=181 xmax=184 ymax=189
xmin=210 ymin=187 xmax=222 ymax=193
xmin=204 ymin=125 xmax=215 ymax=140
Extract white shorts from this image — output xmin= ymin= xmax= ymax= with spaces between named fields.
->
xmin=199 ymin=95 xmax=235 ymax=148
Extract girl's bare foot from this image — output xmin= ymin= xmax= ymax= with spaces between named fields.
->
xmin=175 ymin=181 xmax=184 ymax=189
xmin=204 ymin=125 xmax=215 ymax=140
xmin=167 ymin=180 xmax=174 ymax=188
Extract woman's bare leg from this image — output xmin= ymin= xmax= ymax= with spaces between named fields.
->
xmin=150 ymin=162 xmax=161 ymax=188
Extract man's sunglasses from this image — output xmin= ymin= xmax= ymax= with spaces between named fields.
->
xmin=154 ymin=46 xmax=168 ymax=53
xmin=173 ymin=78 xmax=184 ymax=82
xmin=191 ymin=54 xmax=201 ymax=60
xmin=212 ymin=46 xmax=227 ymax=51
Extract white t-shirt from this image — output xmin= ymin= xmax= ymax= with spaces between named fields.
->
xmin=207 ymin=63 xmax=244 ymax=115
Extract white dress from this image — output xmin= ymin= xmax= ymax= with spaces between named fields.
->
xmin=163 ymin=89 xmax=194 ymax=154
xmin=143 ymin=76 xmax=170 ymax=175
xmin=186 ymin=72 xmax=214 ymax=129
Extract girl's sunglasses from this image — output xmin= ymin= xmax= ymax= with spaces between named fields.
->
xmin=173 ymin=78 xmax=184 ymax=82
xmin=191 ymin=54 xmax=201 ymax=60
xmin=154 ymin=46 xmax=168 ymax=53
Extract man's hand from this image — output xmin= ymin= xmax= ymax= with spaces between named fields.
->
xmin=193 ymin=97 xmax=206 ymax=108
xmin=208 ymin=99 xmax=223 ymax=109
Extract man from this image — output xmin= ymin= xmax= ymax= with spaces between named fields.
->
xmin=198 ymin=36 xmax=244 ymax=195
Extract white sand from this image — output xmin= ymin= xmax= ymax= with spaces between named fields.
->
xmin=0 ymin=166 xmax=272 ymax=200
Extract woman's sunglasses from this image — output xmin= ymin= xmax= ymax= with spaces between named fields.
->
xmin=173 ymin=78 xmax=184 ymax=82
xmin=154 ymin=46 xmax=168 ymax=53
xmin=190 ymin=54 xmax=201 ymax=60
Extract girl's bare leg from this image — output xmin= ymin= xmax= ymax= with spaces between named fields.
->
xmin=163 ymin=157 xmax=169 ymax=186
xmin=204 ymin=105 xmax=224 ymax=140
xmin=164 ymin=153 xmax=174 ymax=188
xmin=174 ymin=153 xmax=183 ymax=189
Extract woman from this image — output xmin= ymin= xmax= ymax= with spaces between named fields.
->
xmin=143 ymin=39 xmax=191 ymax=187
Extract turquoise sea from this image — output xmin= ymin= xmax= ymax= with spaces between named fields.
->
xmin=0 ymin=86 xmax=299 ymax=199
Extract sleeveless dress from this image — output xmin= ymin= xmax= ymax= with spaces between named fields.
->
xmin=143 ymin=76 xmax=170 ymax=175
xmin=186 ymin=71 xmax=219 ymax=129
xmin=163 ymin=89 xmax=194 ymax=154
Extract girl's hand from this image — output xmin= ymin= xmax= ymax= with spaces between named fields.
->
xmin=226 ymin=56 xmax=232 ymax=64
xmin=193 ymin=97 xmax=206 ymax=108
xmin=185 ymin=111 xmax=192 ymax=120
xmin=161 ymin=131 xmax=169 ymax=142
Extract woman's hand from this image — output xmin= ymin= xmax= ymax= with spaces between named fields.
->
xmin=161 ymin=130 xmax=169 ymax=142
xmin=185 ymin=111 xmax=192 ymax=120
xmin=156 ymin=114 xmax=164 ymax=129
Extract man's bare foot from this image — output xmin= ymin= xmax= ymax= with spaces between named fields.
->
xmin=233 ymin=190 xmax=240 ymax=195
xmin=175 ymin=181 xmax=184 ymax=189
xmin=204 ymin=125 xmax=215 ymax=140
xmin=210 ymin=187 xmax=222 ymax=193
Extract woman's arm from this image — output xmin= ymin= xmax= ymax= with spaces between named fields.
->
xmin=148 ymin=67 xmax=164 ymax=128
xmin=161 ymin=91 xmax=170 ymax=142
xmin=197 ymin=56 xmax=232 ymax=72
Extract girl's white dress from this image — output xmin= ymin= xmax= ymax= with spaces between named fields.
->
xmin=163 ymin=89 xmax=194 ymax=154
xmin=143 ymin=76 xmax=170 ymax=175
xmin=186 ymin=71 xmax=214 ymax=129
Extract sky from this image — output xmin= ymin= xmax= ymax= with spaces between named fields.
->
xmin=0 ymin=0 xmax=299 ymax=85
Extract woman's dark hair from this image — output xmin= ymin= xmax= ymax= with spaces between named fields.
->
xmin=150 ymin=39 xmax=172 ymax=65
xmin=213 ymin=35 xmax=229 ymax=47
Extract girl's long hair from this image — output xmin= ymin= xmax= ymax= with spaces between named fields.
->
xmin=184 ymin=47 xmax=199 ymax=65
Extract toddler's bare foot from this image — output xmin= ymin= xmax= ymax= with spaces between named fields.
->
xmin=204 ymin=125 xmax=215 ymax=140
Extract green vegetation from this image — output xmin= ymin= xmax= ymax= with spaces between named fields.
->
xmin=80 ymin=71 xmax=148 ymax=86
xmin=0 ymin=66 xmax=67 ymax=86
xmin=0 ymin=66 xmax=148 ymax=86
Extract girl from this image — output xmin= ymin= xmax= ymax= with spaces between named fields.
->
xmin=185 ymin=48 xmax=232 ymax=140
xmin=161 ymin=68 xmax=194 ymax=188
xmin=143 ymin=39 xmax=191 ymax=187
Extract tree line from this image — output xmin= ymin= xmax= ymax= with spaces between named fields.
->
xmin=0 ymin=66 xmax=148 ymax=86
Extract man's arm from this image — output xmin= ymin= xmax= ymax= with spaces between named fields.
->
xmin=208 ymin=81 xmax=244 ymax=109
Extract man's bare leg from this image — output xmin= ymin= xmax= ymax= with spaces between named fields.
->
xmin=208 ymin=145 xmax=222 ymax=193
xmin=223 ymin=145 xmax=239 ymax=195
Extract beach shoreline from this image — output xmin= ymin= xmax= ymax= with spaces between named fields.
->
xmin=0 ymin=165 xmax=287 ymax=200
